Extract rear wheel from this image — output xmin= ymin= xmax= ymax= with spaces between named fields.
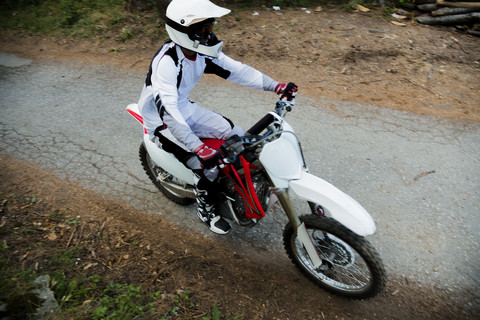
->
xmin=283 ymin=215 xmax=386 ymax=299
xmin=139 ymin=143 xmax=194 ymax=205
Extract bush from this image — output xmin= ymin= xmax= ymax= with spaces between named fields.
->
xmin=0 ymin=0 xmax=126 ymax=35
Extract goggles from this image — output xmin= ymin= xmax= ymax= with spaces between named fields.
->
xmin=192 ymin=18 xmax=216 ymax=38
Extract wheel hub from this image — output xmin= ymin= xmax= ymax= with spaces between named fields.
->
xmin=313 ymin=233 xmax=355 ymax=267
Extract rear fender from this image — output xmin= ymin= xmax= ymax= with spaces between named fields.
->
xmin=126 ymin=103 xmax=148 ymax=134
xmin=127 ymin=103 xmax=226 ymax=186
xmin=143 ymin=135 xmax=195 ymax=185
xmin=126 ymin=103 xmax=194 ymax=184
xmin=289 ymin=172 xmax=376 ymax=236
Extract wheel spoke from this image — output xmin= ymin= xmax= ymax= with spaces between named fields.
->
xmin=321 ymin=244 xmax=371 ymax=286
xmin=284 ymin=214 xmax=385 ymax=298
xmin=293 ymin=223 xmax=373 ymax=292
xmin=329 ymin=264 xmax=368 ymax=287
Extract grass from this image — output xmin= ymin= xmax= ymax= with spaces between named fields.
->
xmin=92 ymin=282 xmax=159 ymax=319
xmin=0 ymin=0 xmax=129 ymax=37
xmin=0 ymin=192 xmax=236 ymax=319
xmin=0 ymin=0 xmax=399 ymax=39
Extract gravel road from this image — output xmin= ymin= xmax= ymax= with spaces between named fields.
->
xmin=0 ymin=53 xmax=478 ymax=305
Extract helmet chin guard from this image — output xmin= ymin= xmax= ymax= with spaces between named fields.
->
xmin=165 ymin=0 xmax=230 ymax=57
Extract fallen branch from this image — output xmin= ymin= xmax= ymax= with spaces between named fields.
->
xmin=432 ymin=7 xmax=480 ymax=16
xmin=404 ymin=78 xmax=439 ymax=95
xmin=66 ymin=223 xmax=77 ymax=247
xmin=466 ymin=29 xmax=480 ymax=36
xmin=418 ymin=4 xmax=438 ymax=11
xmin=413 ymin=170 xmax=436 ymax=184
xmin=436 ymin=0 xmax=480 ymax=8
xmin=417 ymin=12 xmax=480 ymax=24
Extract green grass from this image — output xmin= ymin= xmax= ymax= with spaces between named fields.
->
xmin=0 ymin=192 xmax=237 ymax=319
xmin=0 ymin=0 xmax=402 ymax=38
xmin=92 ymin=282 xmax=159 ymax=319
xmin=0 ymin=251 xmax=41 ymax=318
xmin=0 ymin=0 xmax=128 ymax=37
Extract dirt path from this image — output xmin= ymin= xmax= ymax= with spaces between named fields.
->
xmin=1 ymin=7 xmax=479 ymax=122
xmin=1 ymin=5 xmax=479 ymax=319
xmin=0 ymin=155 xmax=476 ymax=319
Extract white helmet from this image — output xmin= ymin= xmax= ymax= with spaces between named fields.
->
xmin=165 ymin=0 xmax=231 ymax=57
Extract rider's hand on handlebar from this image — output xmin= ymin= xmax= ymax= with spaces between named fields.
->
xmin=195 ymin=144 xmax=223 ymax=169
xmin=275 ymin=82 xmax=298 ymax=101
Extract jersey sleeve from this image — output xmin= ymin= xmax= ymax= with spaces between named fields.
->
xmin=207 ymin=53 xmax=278 ymax=92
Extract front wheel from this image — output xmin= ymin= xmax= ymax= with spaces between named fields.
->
xmin=283 ymin=215 xmax=386 ymax=299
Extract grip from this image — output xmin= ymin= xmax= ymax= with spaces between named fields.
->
xmin=246 ymin=113 xmax=275 ymax=135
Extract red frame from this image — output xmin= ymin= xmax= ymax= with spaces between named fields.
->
xmin=204 ymin=139 xmax=266 ymax=219
xmin=124 ymin=109 xmax=264 ymax=220
xmin=221 ymin=155 xmax=266 ymax=219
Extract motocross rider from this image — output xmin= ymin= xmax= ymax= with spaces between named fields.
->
xmin=137 ymin=0 xmax=298 ymax=235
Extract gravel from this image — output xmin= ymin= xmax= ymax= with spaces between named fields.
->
xmin=1 ymin=53 xmax=479 ymax=298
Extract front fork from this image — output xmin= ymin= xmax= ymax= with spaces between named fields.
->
xmin=274 ymin=188 xmax=323 ymax=268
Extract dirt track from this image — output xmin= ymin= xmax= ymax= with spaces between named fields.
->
xmin=0 ymin=5 xmax=479 ymax=319
xmin=2 ymin=6 xmax=478 ymax=121
xmin=0 ymin=155 xmax=476 ymax=319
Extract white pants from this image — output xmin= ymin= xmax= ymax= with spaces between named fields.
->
xmin=153 ymin=103 xmax=244 ymax=181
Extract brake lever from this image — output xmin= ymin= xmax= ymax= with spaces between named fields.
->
xmin=285 ymin=98 xmax=295 ymax=112
xmin=276 ymin=98 xmax=295 ymax=116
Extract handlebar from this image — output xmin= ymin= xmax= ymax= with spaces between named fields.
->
xmin=246 ymin=96 xmax=295 ymax=135
xmin=246 ymin=113 xmax=275 ymax=135
xmin=276 ymin=99 xmax=294 ymax=114
xmin=220 ymin=96 xmax=296 ymax=166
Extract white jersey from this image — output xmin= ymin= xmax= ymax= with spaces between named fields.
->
xmin=137 ymin=41 xmax=278 ymax=152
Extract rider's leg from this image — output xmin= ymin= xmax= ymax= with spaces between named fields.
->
xmin=192 ymin=168 xmax=231 ymax=235
xmin=186 ymin=103 xmax=245 ymax=140
xmin=153 ymin=102 xmax=239 ymax=234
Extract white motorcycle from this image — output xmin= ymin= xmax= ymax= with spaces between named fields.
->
xmin=127 ymin=97 xmax=386 ymax=299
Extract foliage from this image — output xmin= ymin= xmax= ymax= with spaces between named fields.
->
xmin=92 ymin=282 xmax=159 ymax=319
xmin=0 ymin=192 xmax=238 ymax=319
xmin=0 ymin=256 xmax=39 ymax=319
xmin=0 ymin=0 xmax=127 ymax=36
xmin=0 ymin=0 xmax=408 ymax=38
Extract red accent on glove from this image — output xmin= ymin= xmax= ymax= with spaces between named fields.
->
xmin=275 ymin=82 xmax=298 ymax=101
xmin=195 ymin=144 xmax=223 ymax=169
xmin=275 ymin=83 xmax=287 ymax=95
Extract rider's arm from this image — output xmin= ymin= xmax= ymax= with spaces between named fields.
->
xmin=206 ymin=53 xmax=279 ymax=92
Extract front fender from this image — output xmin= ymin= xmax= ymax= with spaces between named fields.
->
xmin=289 ymin=172 xmax=376 ymax=236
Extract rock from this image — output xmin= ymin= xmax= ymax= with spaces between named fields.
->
xmin=31 ymin=275 xmax=59 ymax=319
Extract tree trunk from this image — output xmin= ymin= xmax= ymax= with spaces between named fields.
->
xmin=432 ymin=7 xmax=480 ymax=15
xmin=417 ymin=11 xmax=480 ymax=24
xmin=436 ymin=0 xmax=480 ymax=8
xmin=418 ymin=4 xmax=438 ymax=11
xmin=415 ymin=0 xmax=436 ymax=4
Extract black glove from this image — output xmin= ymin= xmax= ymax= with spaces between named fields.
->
xmin=275 ymin=82 xmax=298 ymax=101
xmin=194 ymin=144 xmax=223 ymax=169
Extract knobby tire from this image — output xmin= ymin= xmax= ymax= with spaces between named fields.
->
xmin=283 ymin=215 xmax=386 ymax=299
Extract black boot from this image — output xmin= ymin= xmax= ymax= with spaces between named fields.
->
xmin=194 ymin=188 xmax=231 ymax=235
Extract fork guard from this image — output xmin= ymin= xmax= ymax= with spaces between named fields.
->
xmin=289 ymin=171 xmax=376 ymax=236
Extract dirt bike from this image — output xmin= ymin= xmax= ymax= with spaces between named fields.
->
xmin=126 ymin=96 xmax=386 ymax=299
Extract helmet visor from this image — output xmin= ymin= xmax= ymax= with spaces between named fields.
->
xmin=189 ymin=18 xmax=218 ymax=46
xmin=193 ymin=19 xmax=215 ymax=37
